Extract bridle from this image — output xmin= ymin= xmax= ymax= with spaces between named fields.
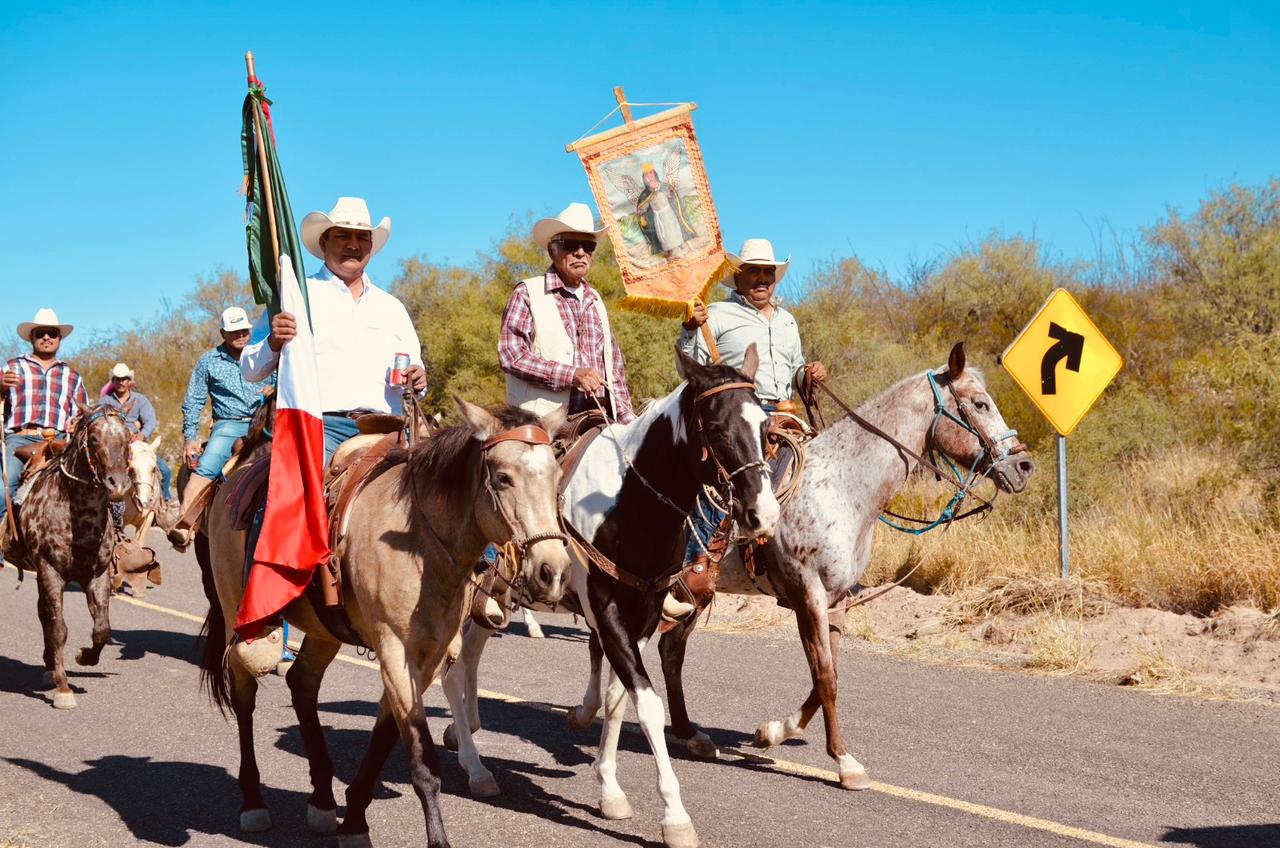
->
xmin=691 ymin=381 xmax=771 ymax=492
xmin=57 ymin=407 xmax=127 ymax=489
xmin=128 ymin=442 xmax=159 ymax=510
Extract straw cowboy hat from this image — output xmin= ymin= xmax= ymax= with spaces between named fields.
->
xmin=300 ymin=197 xmax=392 ymax=260
xmin=17 ymin=308 xmax=74 ymax=341
xmin=110 ymin=363 xmax=134 ymax=380
xmin=724 ymin=238 xmax=790 ymax=284
xmin=532 ymin=202 xmax=607 ymax=251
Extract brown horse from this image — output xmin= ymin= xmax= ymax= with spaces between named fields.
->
xmin=197 ymin=399 xmax=570 ymax=848
xmin=16 ymin=404 xmax=133 ymax=709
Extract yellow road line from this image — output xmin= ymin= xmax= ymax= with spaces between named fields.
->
xmin=14 ymin=569 xmax=1156 ymax=848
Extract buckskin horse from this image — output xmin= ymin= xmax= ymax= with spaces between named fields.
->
xmin=442 ymin=348 xmax=778 ymax=848
xmin=12 ymin=403 xmax=133 ymax=709
xmin=196 ymin=399 xmax=571 ymax=848
xmin=114 ymin=435 xmax=169 ymax=594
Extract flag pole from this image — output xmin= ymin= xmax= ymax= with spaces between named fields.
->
xmin=245 ymin=51 xmax=282 ymax=270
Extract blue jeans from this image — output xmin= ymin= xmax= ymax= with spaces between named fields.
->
xmin=322 ymin=415 xmax=360 ymax=466
xmin=683 ymin=490 xmax=727 ymax=565
xmin=157 ymin=457 xmax=172 ymax=501
xmin=194 ymin=420 xmax=252 ymax=480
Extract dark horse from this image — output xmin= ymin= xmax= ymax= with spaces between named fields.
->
xmin=16 ymin=403 xmax=132 ymax=709
xmin=443 ymin=348 xmax=779 ymax=848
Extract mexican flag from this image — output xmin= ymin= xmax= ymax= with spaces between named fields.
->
xmin=235 ymin=63 xmax=329 ymax=640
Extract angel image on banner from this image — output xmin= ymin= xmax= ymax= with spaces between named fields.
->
xmin=570 ymin=99 xmax=727 ymax=316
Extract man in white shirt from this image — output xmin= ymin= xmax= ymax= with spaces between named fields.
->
xmin=240 ymin=197 xmax=427 ymax=464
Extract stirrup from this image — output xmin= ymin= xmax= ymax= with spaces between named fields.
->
xmin=661 ymin=592 xmax=697 ymax=624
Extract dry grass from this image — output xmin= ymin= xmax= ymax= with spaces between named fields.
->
xmin=1024 ymin=617 xmax=1097 ymax=674
xmin=865 ymin=445 xmax=1280 ymax=617
xmin=843 ymin=607 xmax=878 ymax=642
xmin=1117 ymin=642 xmax=1238 ymax=700
xmin=942 ymin=575 xmax=1112 ymax=625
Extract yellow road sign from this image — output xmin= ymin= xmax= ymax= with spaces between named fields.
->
xmin=1001 ymin=288 xmax=1123 ymax=436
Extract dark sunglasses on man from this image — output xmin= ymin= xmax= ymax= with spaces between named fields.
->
xmin=31 ymin=328 xmax=61 ymax=340
xmin=552 ymin=237 xmax=597 ymax=255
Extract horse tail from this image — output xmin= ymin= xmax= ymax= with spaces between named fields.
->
xmin=193 ymin=531 xmax=232 ymax=715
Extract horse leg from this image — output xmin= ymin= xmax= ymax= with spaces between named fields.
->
xmin=774 ymin=584 xmax=869 ymax=791
xmin=285 ymin=633 xmax=341 ymax=834
xmin=595 ymin=608 xmax=697 ymax=848
xmin=753 ymin=607 xmax=847 ymax=748
xmin=37 ymin=567 xmax=76 ymax=710
xmin=75 ymin=566 xmax=113 ymax=668
xmin=521 ymin=607 xmax=545 ymax=638
xmin=338 ymin=696 xmax=402 ymax=848
xmin=659 ymin=617 xmax=717 ymax=759
xmin=229 ymin=663 xmax=272 ymax=830
xmin=593 ymin=660 xmax=633 ymax=821
xmin=567 ymin=627 xmax=604 ymax=730
xmin=441 ymin=623 xmax=500 ymax=798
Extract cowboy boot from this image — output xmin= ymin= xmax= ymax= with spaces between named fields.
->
xmin=167 ymin=474 xmax=216 ymax=550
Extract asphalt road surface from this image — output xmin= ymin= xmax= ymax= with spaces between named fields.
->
xmin=1 ymin=536 xmax=1277 ymax=848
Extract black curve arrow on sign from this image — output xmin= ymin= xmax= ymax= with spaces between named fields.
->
xmin=1040 ymin=321 xmax=1084 ymax=395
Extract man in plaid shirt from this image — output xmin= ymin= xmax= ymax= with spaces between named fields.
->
xmin=499 ymin=202 xmax=635 ymax=423
xmin=1 ymin=308 xmax=89 ymax=550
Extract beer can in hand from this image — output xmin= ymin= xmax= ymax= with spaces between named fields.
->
xmin=390 ymin=352 xmax=411 ymax=386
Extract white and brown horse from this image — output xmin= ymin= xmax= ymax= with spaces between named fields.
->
xmin=197 ymin=399 xmax=570 ymax=848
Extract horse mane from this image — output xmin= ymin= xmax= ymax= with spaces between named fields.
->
xmin=395 ymin=404 xmax=544 ymax=503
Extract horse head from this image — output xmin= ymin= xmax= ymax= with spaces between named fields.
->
xmin=928 ymin=342 xmax=1037 ymax=494
xmin=456 ymin=398 xmax=572 ymax=606
xmin=70 ymin=400 xmax=133 ymax=501
xmin=678 ymin=344 xmax=780 ymax=541
xmin=128 ymin=435 xmax=162 ymax=512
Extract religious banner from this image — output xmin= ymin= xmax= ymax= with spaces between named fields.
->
xmin=569 ymin=98 xmax=728 ymax=317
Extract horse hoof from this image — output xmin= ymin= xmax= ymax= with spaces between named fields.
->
xmin=239 ymin=808 xmax=272 ymax=832
xmin=752 ymin=721 xmax=784 ymax=748
xmin=306 ymin=803 xmax=338 ymax=834
xmin=469 ymin=773 xmax=500 ymax=798
xmin=566 ymin=706 xmax=594 ymax=731
xmin=75 ymin=648 xmax=99 ymax=667
xmin=682 ymin=731 xmax=719 ymax=760
xmin=337 ymin=832 xmax=374 ymax=848
xmin=600 ymin=795 xmax=634 ymax=820
xmin=662 ymin=821 xmax=699 ymax=848
xmin=442 ymin=723 xmax=459 ymax=752
xmin=52 ymin=691 xmax=77 ymax=710
xmin=839 ymin=768 xmax=872 ymax=791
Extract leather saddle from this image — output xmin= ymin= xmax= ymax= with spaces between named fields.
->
xmin=14 ymin=438 xmax=69 ymax=485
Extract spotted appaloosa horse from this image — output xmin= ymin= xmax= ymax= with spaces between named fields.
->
xmin=655 ymin=342 xmax=1037 ymax=789
xmin=444 ymin=347 xmax=779 ymax=848
xmin=17 ymin=404 xmax=133 ymax=709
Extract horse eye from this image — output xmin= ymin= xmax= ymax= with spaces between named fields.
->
xmin=974 ymin=400 xmax=990 ymax=412
xmin=494 ymin=473 xmax=514 ymax=488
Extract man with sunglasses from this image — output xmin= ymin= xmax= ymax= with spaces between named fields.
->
xmin=499 ymin=202 xmax=635 ymax=423
xmin=167 ymin=306 xmax=275 ymax=548
xmin=1 ymin=309 xmax=89 ymax=556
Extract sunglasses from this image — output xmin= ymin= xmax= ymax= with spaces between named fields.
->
xmin=31 ymin=328 xmax=61 ymax=340
xmin=552 ymin=238 xmax=597 ymax=255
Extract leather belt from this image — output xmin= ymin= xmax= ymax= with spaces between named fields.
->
xmin=323 ymin=409 xmax=378 ymax=420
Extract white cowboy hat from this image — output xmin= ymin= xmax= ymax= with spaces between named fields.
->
xmin=300 ymin=197 xmax=392 ymax=260
xmin=221 ymin=306 xmax=251 ymax=332
xmin=17 ymin=308 xmax=74 ymax=341
xmin=532 ymin=202 xmax=607 ymax=251
xmin=724 ymin=238 xmax=790 ymax=284
xmin=110 ymin=362 xmax=134 ymax=380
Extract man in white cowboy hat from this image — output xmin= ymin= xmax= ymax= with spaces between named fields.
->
xmin=1 ymin=308 xmax=89 ymax=553
xmin=499 ymin=201 xmax=636 ymax=423
xmin=167 ymin=306 xmax=275 ymax=548
xmin=240 ymin=196 xmax=426 ymax=464
xmin=99 ymin=362 xmax=171 ymax=502
xmin=671 ymin=239 xmax=827 ymax=610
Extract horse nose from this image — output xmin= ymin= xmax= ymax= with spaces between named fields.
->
xmin=530 ymin=550 xmax=569 ymax=605
xmin=1016 ymin=457 xmax=1037 ymax=477
xmin=105 ymin=473 xmax=131 ymax=500
xmin=745 ymin=491 xmax=780 ymax=540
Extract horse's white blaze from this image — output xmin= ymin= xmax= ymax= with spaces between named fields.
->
xmin=738 ymin=400 xmax=780 ymax=535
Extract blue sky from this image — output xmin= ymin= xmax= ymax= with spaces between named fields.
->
xmin=3 ymin=1 xmax=1277 ymax=351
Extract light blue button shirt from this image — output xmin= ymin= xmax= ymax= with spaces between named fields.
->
xmin=676 ymin=291 xmax=806 ymax=402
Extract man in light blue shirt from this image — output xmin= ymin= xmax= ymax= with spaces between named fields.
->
xmin=99 ymin=362 xmax=171 ymax=501
xmin=672 ymin=239 xmax=827 ymax=607
xmin=168 ymin=306 xmax=275 ymax=548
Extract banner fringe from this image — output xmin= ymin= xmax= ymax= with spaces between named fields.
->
xmin=617 ymin=259 xmax=732 ymax=318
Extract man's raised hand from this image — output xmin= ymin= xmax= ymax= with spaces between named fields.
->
xmin=268 ymin=312 xmax=297 ymax=352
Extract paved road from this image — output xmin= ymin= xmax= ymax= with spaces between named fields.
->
xmin=1 ymin=537 xmax=1277 ymax=848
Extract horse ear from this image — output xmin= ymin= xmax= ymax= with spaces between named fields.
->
xmin=74 ymin=397 xmax=93 ymax=416
xmin=676 ymin=346 xmax=708 ymax=383
xmin=149 ymin=434 xmax=162 ymax=450
xmin=741 ymin=343 xmax=760 ymax=381
xmin=947 ymin=342 xmax=966 ymax=380
xmin=539 ymin=404 xmax=568 ymax=438
xmin=454 ymin=396 xmax=498 ymax=440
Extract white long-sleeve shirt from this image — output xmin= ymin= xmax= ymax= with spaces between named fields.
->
xmin=240 ymin=266 xmax=423 ymax=414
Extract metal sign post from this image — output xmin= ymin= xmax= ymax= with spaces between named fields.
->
xmin=1056 ymin=435 xmax=1069 ymax=578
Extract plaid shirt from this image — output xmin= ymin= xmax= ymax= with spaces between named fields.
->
xmin=498 ymin=268 xmax=635 ymax=423
xmin=4 ymin=354 xmax=88 ymax=433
